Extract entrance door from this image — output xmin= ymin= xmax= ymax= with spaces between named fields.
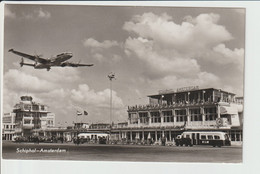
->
xmin=192 ymin=133 xmax=196 ymax=145
xmin=197 ymin=133 xmax=200 ymax=145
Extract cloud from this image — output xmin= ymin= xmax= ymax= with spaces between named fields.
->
xmin=149 ymin=72 xmax=220 ymax=91
xmin=3 ymin=87 xmax=20 ymax=113
xmin=92 ymin=53 xmax=105 ymax=62
xmin=3 ymin=67 xmax=84 ymax=125
xmin=83 ymin=38 xmax=122 ymax=63
xmin=71 ymin=84 xmax=124 ymax=109
xmin=22 ymin=8 xmax=51 ymax=20
xmin=5 ymin=6 xmax=16 ymax=19
xmin=122 ymin=12 xmax=244 ymax=97
xmin=213 ymin=43 xmax=244 ymax=68
xmin=3 ymin=66 xmax=80 ymax=112
xmin=36 ymin=8 xmax=51 ymax=19
xmin=123 ymin=12 xmax=233 ymax=52
xmin=10 ymin=65 xmax=81 ymax=84
xmin=125 ymin=37 xmax=200 ymax=78
xmin=83 ymin=38 xmax=119 ymax=50
xmin=70 ymin=84 xmax=126 ymax=123
xmin=32 ymin=67 xmax=81 ymax=84
xmin=4 ymin=69 xmax=56 ymax=93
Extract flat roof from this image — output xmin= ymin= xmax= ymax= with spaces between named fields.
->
xmin=148 ymin=87 xmax=236 ymax=98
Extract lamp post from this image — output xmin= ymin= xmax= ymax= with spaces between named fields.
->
xmin=108 ymin=72 xmax=116 ymax=131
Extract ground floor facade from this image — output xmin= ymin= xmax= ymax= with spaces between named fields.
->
xmin=2 ymin=132 xmax=15 ymax=141
xmin=4 ymin=126 xmax=242 ymax=144
xmin=111 ymin=127 xmax=243 ymax=144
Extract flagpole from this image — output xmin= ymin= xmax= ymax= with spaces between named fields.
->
xmin=76 ymin=112 xmax=77 ymax=127
xmin=108 ymin=72 xmax=115 ymax=139
xmin=110 ymin=77 xmax=112 ymax=128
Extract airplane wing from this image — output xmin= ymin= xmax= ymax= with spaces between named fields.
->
xmin=9 ymin=49 xmax=50 ymax=64
xmin=60 ymin=61 xmax=94 ymax=67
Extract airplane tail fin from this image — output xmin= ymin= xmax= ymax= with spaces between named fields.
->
xmin=20 ymin=58 xmax=24 ymax=67
xmin=20 ymin=59 xmax=35 ymax=67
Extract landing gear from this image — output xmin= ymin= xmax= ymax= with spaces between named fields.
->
xmin=47 ymin=67 xmax=51 ymax=71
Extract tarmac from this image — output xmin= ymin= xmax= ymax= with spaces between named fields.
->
xmin=2 ymin=141 xmax=242 ymax=163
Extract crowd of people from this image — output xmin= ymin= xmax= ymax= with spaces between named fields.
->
xmin=13 ymin=136 xmax=67 ymax=143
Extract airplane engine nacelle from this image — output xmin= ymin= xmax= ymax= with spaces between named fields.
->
xmin=61 ymin=62 xmax=70 ymax=67
xmin=60 ymin=63 xmax=66 ymax=67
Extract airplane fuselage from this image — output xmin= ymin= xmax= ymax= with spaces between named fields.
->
xmin=34 ymin=52 xmax=73 ymax=69
xmin=51 ymin=52 xmax=73 ymax=65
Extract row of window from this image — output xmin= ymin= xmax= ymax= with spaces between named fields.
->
xmin=201 ymin=135 xmax=220 ymax=140
xmin=129 ymin=115 xmax=217 ymax=124
xmin=129 ymin=108 xmax=217 ymax=124
xmin=3 ymin=125 xmax=16 ymax=129
xmin=23 ymin=104 xmax=46 ymax=111
xmin=23 ymin=120 xmax=42 ymax=124
xmin=16 ymin=112 xmax=48 ymax=118
xmin=185 ymin=134 xmax=220 ymax=140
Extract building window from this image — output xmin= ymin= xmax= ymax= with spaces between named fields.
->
xmin=6 ymin=125 xmax=9 ymax=129
xmin=139 ymin=112 xmax=149 ymax=124
xmin=24 ymin=120 xmax=31 ymax=124
xmin=32 ymin=105 xmax=39 ymax=111
xmin=163 ymin=110 xmax=174 ymax=122
xmin=151 ymin=111 xmax=161 ymax=123
xmin=190 ymin=108 xmax=202 ymax=122
xmin=175 ymin=109 xmax=186 ymax=122
xmin=41 ymin=105 xmax=45 ymax=110
xmin=204 ymin=107 xmax=217 ymax=121
xmin=24 ymin=104 xmax=32 ymax=110
xmin=129 ymin=113 xmax=138 ymax=124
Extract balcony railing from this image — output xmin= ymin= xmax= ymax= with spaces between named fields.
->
xmin=128 ymin=101 xmax=217 ymax=112
xmin=22 ymin=124 xmax=34 ymax=129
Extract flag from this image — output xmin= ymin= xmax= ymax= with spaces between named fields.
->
xmin=84 ymin=111 xmax=88 ymax=115
xmin=77 ymin=111 xmax=82 ymax=116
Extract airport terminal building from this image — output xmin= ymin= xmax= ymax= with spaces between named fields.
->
xmin=112 ymin=87 xmax=243 ymax=143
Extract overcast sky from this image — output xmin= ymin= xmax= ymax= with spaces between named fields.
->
xmin=3 ymin=4 xmax=245 ymax=126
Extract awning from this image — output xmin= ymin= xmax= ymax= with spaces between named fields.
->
xmin=220 ymin=106 xmax=238 ymax=115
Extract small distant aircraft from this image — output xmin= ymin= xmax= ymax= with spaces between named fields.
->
xmin=9 ymin=49 xmax=94 ymax=71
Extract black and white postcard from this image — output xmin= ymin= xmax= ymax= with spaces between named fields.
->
xmin=1 ymin=1 xmax=259 ymax=174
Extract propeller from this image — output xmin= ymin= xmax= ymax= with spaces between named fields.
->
xmin=34 ymin=51 xmax=43 ymax=63
xmin=34 ymin=51 xmax=43 ymax=58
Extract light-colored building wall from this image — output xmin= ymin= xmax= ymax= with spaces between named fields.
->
xmin=2 ymin=113 xmax=16 ymax=140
